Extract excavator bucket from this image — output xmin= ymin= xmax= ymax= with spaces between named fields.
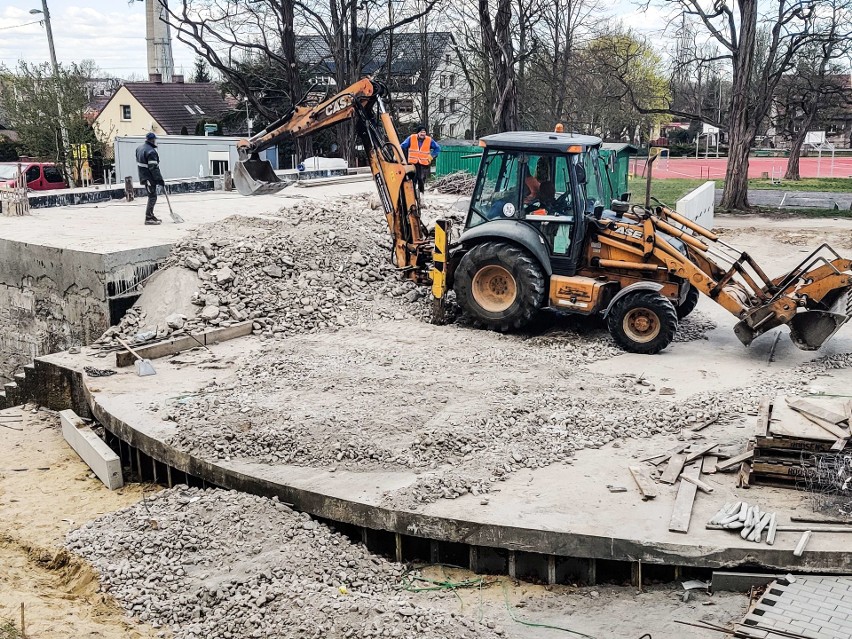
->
xmin=789 ymin=287 xmax=852 ymax=350
xmin=233 ymin=156 xmax=290 ymax=196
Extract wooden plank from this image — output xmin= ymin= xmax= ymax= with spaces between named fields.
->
xmin=769 ymin=399 xmax=835 ymax=442
xmin=684 ymin=442 xmax=718 ymax=463
xmin=786 ymin=397 xmax=847 ymax=425
xmin=669 ymin=465 xmax=700 ymax=533
xmin=659 ymin=453 xmax=687 ymax=484
xmin=715 ymin=450 xmax=754 ymax=471
xmin=799 ymin=412 xmax=850 ymax=440
xmin=628 ymin=465 xmax=658 ymax=500
xmin=115 ymin=320 xmax=254 ymax=367
xmin=679 ymin=472 xmax=714 ymax=493
xmin=754 ymin=397 xmax=772 ymax=437
xmin=701 ymin=455 xmax=718 ymax=475
xmin=692 ymin=416 xmax=719 ymax=432
xmin=641 ymin=442 xmax=689 ymax=465
xmin=791 ymin=513 xmax=852 ymax=525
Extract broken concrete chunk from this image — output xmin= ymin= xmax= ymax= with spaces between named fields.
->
xmin=350 ymin=251 xmax=368 ymax=266
xmin=184 ymin=256 xmax=203 ymax=271
xmin=215 ymin=266 xmax=235 ymax=285
xmin=165 ymin=313 xmax=187 ymax=330
xmin=263 ymin=264 xmax=283 ymax=278
xmin=201 ymin=305 xmax=220 ymax=321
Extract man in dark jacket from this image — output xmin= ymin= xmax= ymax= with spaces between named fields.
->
xmin=136 ymin=132 xmax=164 ymax=225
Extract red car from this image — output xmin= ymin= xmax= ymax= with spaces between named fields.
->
xmin=0 ymin=162 xmax=68 ymax=190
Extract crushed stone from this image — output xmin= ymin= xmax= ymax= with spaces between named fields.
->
xmin=67 ymin=487 xmax=502 ymax=639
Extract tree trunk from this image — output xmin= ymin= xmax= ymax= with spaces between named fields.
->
xmin=479 ymin=0 xmax=519 ymax=132
xmin=784 ymin=101 xmax=818 ymax=180
xmin=718 ymin=0 xmax=757 ymax=211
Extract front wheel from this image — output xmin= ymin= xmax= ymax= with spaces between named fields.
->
xmin=607 ymin=291 xmax=678 ymax=354
xmin=454 ymin=241 xmax=546 ymax=331
xmin=676 ymin=284 xmax=700 ymax=319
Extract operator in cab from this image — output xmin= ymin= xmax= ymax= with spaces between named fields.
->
xmin=400 ymin=125 xmax=441 ymax=194
xmin=136 ymin=132 xmax=165 ymax=225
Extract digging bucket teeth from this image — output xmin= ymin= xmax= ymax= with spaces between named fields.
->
xmin=233 ymin=156 xmax=290 ymax=196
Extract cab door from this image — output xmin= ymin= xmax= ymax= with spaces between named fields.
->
xmin=24 ymin=165 xmax=42 ymax=190
xmin=520 ymin=154 xmax=579 ymax=275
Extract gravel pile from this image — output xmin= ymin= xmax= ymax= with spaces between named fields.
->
xmin=67 ymin=487 xmax=501 ymax=639
xmin=96 ymin=195 xmax=457 ymax=347
xmin=160 ymin=318 xmax=825 ymax=509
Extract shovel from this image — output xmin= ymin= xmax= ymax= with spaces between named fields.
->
xmin=117 ymin=339 xmax=157 ymax=376
xmin=161 ymin=186 xmax=184 ymax=223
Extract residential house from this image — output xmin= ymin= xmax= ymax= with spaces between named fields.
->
xmin=296 ymin=31 xmax=472 ymax=141
xmin=94 ymin=74 xmax=234 ymax=146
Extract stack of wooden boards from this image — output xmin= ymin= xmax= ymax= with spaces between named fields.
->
xmin=752 ymin=395 xmax=852 ymax=487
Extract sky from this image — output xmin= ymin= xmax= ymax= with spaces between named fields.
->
xmin=0 ymin=1 xmax=196 ymax=78
xmin=0 ymin=1 xmax=664 ymax=80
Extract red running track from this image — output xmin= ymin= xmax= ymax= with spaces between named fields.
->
xmin=632 ymin=155 xmax=852 ymax=179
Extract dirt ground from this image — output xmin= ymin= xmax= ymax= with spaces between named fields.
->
xmin=0 ymin=405 xmax=159 ymax=639
xmin=417 ymin=564 xmax=749 ymax=639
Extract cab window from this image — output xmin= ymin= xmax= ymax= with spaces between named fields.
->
xmin=579 ymin=149 xmax=606 ymax=214
xmin=468 ymin=149 xmax=521 ymax=227
xmin=43 ymin=166 xmax=65 ymax=183
xmin=522 ymin=154 xmax=574 ymax=219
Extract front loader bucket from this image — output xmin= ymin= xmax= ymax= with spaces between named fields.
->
xmin=789 ymin=288 xmax=852 ymax=350
xmin=233 ymin=156 xmax=290 ymax=196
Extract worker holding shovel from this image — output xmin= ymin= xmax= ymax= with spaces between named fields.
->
xmin=136 ymin=132 xmax=164 ymax=225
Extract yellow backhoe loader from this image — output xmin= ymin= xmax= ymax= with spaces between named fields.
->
xmin=233 ymin=78 xmax=852 ymax=354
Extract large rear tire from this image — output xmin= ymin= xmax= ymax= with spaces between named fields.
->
xmin=676 ymin=284 xmax=700 ymax=320
xmin=455 ymin=241 xmax=546 ymax=331
xmin=608 ymin=291 xmax=678 ymax=354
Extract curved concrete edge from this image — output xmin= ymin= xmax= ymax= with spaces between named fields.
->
xmin=21 ymin=352 xmax=852 ymax=575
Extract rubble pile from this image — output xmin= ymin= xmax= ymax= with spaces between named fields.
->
xmin=162 ymin=322 xmax=832 ymax=508
xmin=67 ymin=488 xmax=501 ymax=639
xmin=97 ymin=196 xmax=457 ymax=347
xmin=429 ymin=171 xmax=477 ymax=195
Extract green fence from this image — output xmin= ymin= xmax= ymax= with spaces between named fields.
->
xmin=434 ymin=143 xmax=634 ymax=202
xmin=435 ymin=145 xmax=482 ymax=177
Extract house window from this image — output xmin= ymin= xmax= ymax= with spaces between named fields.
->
xmin=448 ymin=124 xmax=455 ymax=137
xmin=121 ymin=105 xmax=131 ymax=120
xmin=438 ymin=98 xmax=446 ymax=113
xmin=440 ymin=75 xmax=447 ymax=89
xmin=450 ymin=99 xmax=457 ymax=113
xmin=396 ymin=99 xmax=414 ymax=114
xmin=448 ymin=74 xmax=455 ymax=87
xmin=445 ymin=53 xmax=451 ymax=65
xmin=433 ymin=124 xmax=442 ymax=138
xmin=208 ymin=151 xmax=230 ymax=176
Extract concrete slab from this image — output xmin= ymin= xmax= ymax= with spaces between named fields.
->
xmin=37 ymin=315 xmax=852 ymax=573
xmin=60 ymin=408 xmax=123 ymax=490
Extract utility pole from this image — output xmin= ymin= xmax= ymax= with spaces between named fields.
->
xmin=31 ymin=0 xmax=74 ymax=187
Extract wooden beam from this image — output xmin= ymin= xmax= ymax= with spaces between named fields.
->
xmin=641 ymin=442 xmax=689 ymax=465
xmin=755 ymin=397 xmax=772 ymax=437
xmin=800 ymin=412 xmax=850 ymax=440
xmin=629 ymin=465 xmax=658 ymax=500
xmin=660 ymin=453 xmax=687 ymax=484
xmin=786 ymin=398 xmax=847 ymax=426
xmin=115 ymin=321 xmax=253 ymax=367
xmin=701 ymin=455 xmax=718 ymax=475
xmin=715 ymin=450 xmax=754 ymax=471
xmin=679 ymin=472 xmax=714 ymax=493
xmin=669 ymin=465 xmax=700 ymax=533
xmin=684 ymin=442 xmax=718 ymax=463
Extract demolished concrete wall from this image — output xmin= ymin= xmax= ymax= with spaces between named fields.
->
xmin=0 ymin=237 xmax=171 ymax=379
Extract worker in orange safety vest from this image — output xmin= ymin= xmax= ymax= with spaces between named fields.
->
xmin=400 ymin=125 xmax=441 ymax=194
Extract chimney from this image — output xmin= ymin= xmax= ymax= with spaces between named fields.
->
xmin=173 ymin=74 xmax=184 ymax=84
xmin=149 ymin=72 xmax=162 ymax=84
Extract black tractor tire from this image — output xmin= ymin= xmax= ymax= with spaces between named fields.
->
xmin=454 ymin=241 xmax=546 ymax=332
xmin=607 ymin=291 xmax=678 ymax=354
xmin=676 ymin=284 xmax=700 ymax=320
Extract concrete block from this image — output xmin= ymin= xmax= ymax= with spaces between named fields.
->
xmin=60 ymin=409 xmax=123 ymax=490
xmin=712 ymin=571 xmax=784 ymax=592
xmin=203 ymin=320 xmax=253 ymax=344
xmin=676 ymin=181 xmax=715 ymax=228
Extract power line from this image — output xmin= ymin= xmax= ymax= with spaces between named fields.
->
xmin=0 ymin=20 xmax=42 ymax=31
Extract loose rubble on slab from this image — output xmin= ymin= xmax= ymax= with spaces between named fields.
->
xmin=67 ymin=487 xmax=503 ymax=639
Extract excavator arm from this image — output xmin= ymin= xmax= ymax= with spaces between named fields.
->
xmin=233 ymin=78 xmax=433 ymax=283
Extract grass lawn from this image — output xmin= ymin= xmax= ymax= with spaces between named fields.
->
xmin=628 ymin=176 xmax=852 ymax=207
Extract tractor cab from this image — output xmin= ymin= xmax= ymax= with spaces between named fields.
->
xmin=462 ymin=132 xmax=623 ymax=277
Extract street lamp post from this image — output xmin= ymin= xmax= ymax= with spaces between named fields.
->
xmin=30 ymin=0 xmax=75 ymax=187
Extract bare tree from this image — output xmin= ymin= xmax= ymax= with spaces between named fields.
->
xmin=478 ymin=0 xmax=520 ymax=131
xmin=774 ymin=2 xmax=852 ymax=179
